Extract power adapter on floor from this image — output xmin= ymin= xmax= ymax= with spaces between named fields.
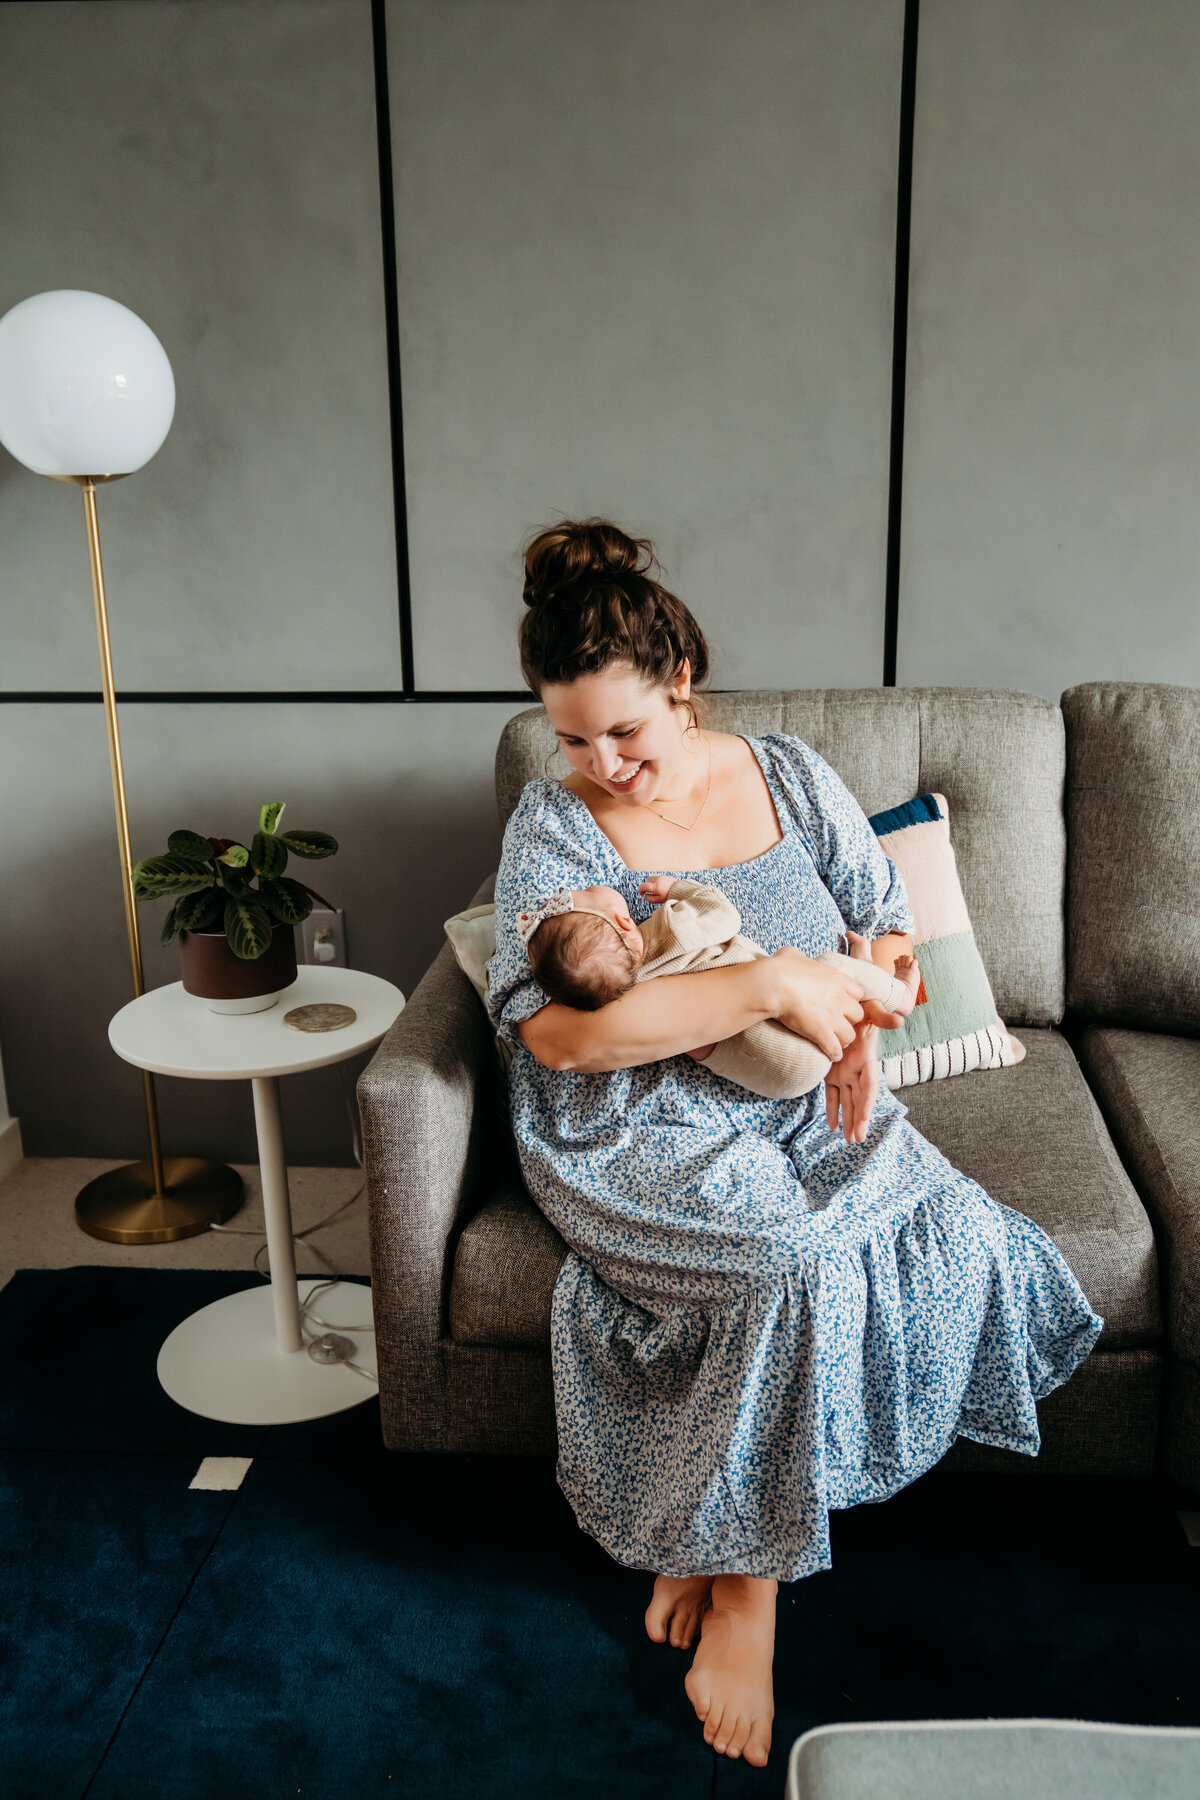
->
xmin=307 ymin=1332 xmax=358 ymax=1365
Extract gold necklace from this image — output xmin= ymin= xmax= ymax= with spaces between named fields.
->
xmin=646 ymin=737 xmax=712 ymax=830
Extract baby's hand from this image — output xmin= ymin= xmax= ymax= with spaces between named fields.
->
xmin=637 ymin=875 xmax=676 ymax=906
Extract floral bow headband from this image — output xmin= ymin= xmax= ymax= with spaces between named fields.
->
xmin=517 ymin=888 xmax=623 ymax=948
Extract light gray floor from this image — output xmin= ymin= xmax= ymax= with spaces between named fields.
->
xmin=0 ymin=1155 xmax=370 ymax=1296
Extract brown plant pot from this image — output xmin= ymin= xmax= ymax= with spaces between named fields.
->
xmin=179 ymin=924 xmax=298 ymax=1014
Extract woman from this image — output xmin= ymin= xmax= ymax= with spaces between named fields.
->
xmin=485 ymin=519 xmax=1103 ymax=1770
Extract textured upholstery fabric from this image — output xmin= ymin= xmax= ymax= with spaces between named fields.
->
xmin=1075 ymin=1025 xmax=1200 ymax=1485
xmin=450 ymin=1189 xmax=567 ymax=1347
xmin=430 ymin=1343 xmax=1162 ymax=1472
xmin=449 ymin=1029 xmax=1160 ymax=1355
xmin=1063 ymin=682 xmax=1200 ymax=1031
xmin=496 ymin=688 xmax=1065 ymax=1026
xmin=358 ymin=873 xmax=508 ymax=1454
xmin=1170 ymin=1363 xmax=1200 ymax=1492
xmin=940 ymin=1347 xmax=1160 ymax=1477
xmin=899 ymin=1029 xmax=1160 ymax=1350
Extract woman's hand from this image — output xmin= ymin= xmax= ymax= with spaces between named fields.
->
xmin=824 ymin=1019 xmax=880 ymax=1144
xmin=765 ymin=946 xmax=865 ymax=1063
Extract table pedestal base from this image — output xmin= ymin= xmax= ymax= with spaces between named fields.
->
xmin=157 ymin=1278 xmax=377 ymax=1423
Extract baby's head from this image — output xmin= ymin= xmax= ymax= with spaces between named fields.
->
xmin=520 ymin=886 xmax=646 ymax=1010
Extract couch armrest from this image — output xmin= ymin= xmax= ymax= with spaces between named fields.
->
xmin=358 ymin=925 xmax=514 ymax=1450
xmin=1075 ymin=1024 xmax=1200 ymax=1487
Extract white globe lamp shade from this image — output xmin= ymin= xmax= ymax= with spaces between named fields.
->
xmin=0 ymin=289 xmax=175 ymax=479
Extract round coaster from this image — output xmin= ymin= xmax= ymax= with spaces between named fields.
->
xmin=282 ymin=1002 xmax=358 ymax=1033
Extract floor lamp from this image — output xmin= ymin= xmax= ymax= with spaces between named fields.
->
xmin=0 ymin=288 xmax=243 ymax=1242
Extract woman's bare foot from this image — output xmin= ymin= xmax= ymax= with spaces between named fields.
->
xmin=684 ymin=1573 xmax=776 ymax=1767
xmin=645 ymin=1574 xmax=714 ymax=1648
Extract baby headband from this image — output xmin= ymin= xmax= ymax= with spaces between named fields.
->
xmin=517 ymin=888 xmax=626 ymax=949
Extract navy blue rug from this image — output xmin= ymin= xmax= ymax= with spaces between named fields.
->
xmin=1 ymin=1267 xmax=1198 ymax=1799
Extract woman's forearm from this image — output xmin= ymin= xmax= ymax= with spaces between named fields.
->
xmin=519 ymin=959 xmax=779 ymax=1073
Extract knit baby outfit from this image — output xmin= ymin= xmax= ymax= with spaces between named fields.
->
xmin=637 ymin=878 xmax=911 ymax=1100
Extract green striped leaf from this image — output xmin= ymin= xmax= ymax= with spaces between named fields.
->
xmin=277 ymin=829 xmax=337 ymax=860
xmin=132 ymin=855 xmax=213 ymax=900
xmin=223 ymin=895 xmax=275 ymax=960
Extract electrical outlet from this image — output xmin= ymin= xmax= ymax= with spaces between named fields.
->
xmin=299 ymin=906 xmax=347 ymax=968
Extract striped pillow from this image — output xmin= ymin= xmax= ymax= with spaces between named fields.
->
xmin=869 ymin=792 xmax=1025 ymax=1089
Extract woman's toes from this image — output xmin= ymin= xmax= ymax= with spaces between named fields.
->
xmin=744 ymin=1718 xmax=772 ymax=1766
xmin=722 ymin=1714 xmax=751 ymax=1759
xmin=704 ymin=1702 xmax=730 ymax=1749
xmin=671 ymin=1600 xmax=697 ymax=1647
xmin=645 ymin=1577 xmax=677 ymax=1642
xmin=683 ymin=1663 xmax=710 ymax=1723
xmin=712 ymin=1710 xmax=742 ymax=1755
xmin=648 ymin=1575 xmax=714 ymax=1646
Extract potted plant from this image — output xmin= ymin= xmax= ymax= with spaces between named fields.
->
xmin=132 ymin=802 xmax=338 ymax=1014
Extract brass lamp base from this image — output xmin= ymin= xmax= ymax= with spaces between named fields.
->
xmin=75 ymin=1157 xmax=245 ymax=1244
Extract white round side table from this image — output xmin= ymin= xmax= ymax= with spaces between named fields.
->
xmin=108 ymin=965 xmax=404 ymax=1426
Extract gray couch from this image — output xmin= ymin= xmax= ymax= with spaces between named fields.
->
xmin=358 ymin=682 xmax=1200 ymax=1489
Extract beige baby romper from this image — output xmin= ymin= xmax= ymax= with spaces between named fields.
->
xmin=636 ymin=878 xmax=912 ymax=1101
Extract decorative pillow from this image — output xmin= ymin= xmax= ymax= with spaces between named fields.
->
xmin=443 ymin=906 xmax=514 ymax=1079
xmin=868 ymin=793 xmax=1025 ymax=1088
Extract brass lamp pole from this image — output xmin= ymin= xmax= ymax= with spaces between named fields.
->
xmin=0 ymin=290 xmax=243 ymax=1242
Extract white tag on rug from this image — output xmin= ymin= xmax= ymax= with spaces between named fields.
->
xmin=190 ymin=1456 xmax=253 ymax=1491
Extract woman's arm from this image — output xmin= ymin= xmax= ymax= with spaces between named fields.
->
xmin=519 ymin=947 xmax=868 ymax=1073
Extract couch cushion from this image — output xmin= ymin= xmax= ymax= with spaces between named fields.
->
xmin=496 ymin=687 xmax=1065 ymax=1026
xmin=450 ymin=1188 xmax=567 ymax=1348
xmin=899 ymin=1028 xmax=1160 ymax=1351
xmin=450 ymin=1028 xmax=1159 ymax=1353
xmin=1074 ymin=1026 xmax=1200 ymax=1368
xmin=1063 ymin=682 xmax=1200 ymax=1031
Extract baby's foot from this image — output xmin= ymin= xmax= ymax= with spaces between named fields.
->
xmin=684 ymin=1574 xmax=776 ymax=1767
xmin=889 ymin=952 xmax=921 ymax=1018
xmin=645 ymin=1574 xmax=714 ymax=1648
xmin=845 ymin=933 xmax=922 ymax=1028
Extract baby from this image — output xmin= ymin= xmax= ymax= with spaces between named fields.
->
xmin=517 ymin=878 xmax=922 ymax=1101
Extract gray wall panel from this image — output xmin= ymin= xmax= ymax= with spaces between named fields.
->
xmin=0 ymin=701 xmax=523 ymax=1164
xmin=900 ymin=0 xmax=1200 ymax=696
xmin=389 ymin=0 xmax=902 ymax=692
xmin=0 ymin=0 xmax=402 ymax=693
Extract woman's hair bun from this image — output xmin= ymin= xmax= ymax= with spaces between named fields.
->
xmin=521 ymin=518 xmax=649 ymax=608
xmin=517 ymin=516 xmax=710 ymax=701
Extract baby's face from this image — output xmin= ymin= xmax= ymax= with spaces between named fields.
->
xmin=573 ymin=885 xmax=645 ymax=961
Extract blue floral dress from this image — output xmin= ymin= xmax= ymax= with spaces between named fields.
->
xmin=485 ymin=734 xmax=1104 ymax=1582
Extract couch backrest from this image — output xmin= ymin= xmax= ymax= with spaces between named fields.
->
xmin=495 ymin=687 xmax=1065 ymax=1028
xmin=1063 ymin=681 xmax=1200 ymax=1033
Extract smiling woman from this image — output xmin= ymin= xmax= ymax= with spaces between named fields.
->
xmin=488 ymin=517 xmax=1104 ymax=1771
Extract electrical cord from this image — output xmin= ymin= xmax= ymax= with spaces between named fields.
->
xmin=208 ymin=1056 xmax=377 ymax=1385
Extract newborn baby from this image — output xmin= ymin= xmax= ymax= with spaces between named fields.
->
xmin=517 ymin=877 xmax=921 ymax=1101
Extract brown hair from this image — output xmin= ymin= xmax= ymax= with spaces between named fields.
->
xmin=528 ymin=912 xmax=638 ymax=1011
xmin=519 ymin=518 xmax=710 ymax=729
